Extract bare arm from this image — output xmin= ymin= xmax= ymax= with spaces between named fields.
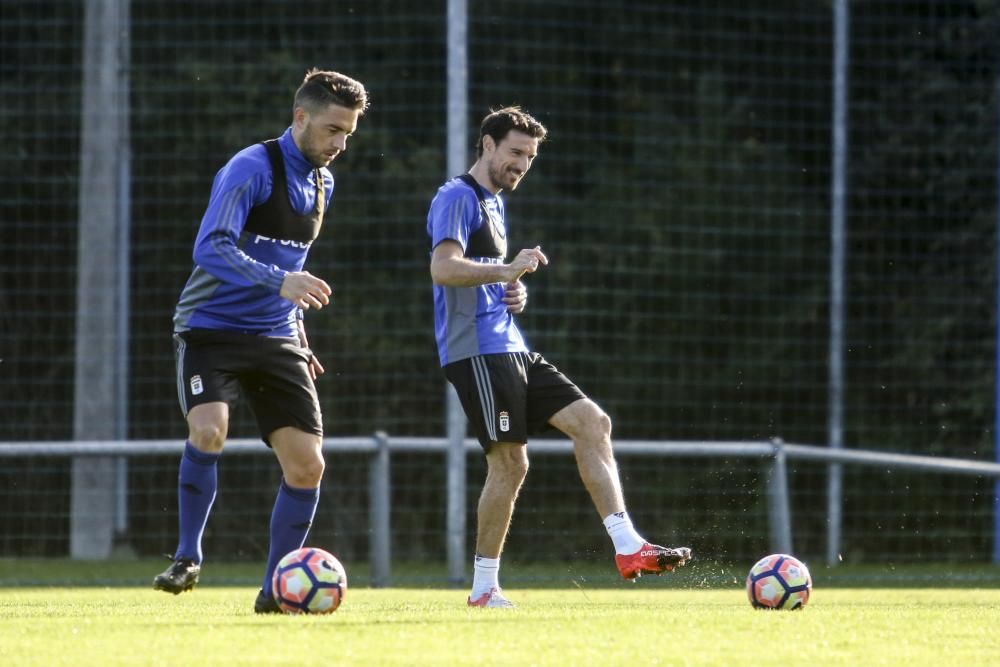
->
xmin=430 ymin=240 xmax=548 ymax=287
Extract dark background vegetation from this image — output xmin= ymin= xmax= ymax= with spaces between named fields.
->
xmin=1 ymin=1 xmax=998 ymax=565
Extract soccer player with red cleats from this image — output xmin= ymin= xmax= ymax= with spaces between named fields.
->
xmin=616 ymin=543 xmax=693 ymax=580
xmin=429 ymin=108 xmax=695 ymax=606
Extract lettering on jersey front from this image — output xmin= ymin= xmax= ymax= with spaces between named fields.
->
xmin=253 ymin=234 xmax=312 ymax=250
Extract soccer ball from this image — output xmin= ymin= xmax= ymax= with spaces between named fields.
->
xmin=271 ymin=547 xmax=347 ymax=614
xmin=746 ymin=553 xmax=812 ymax=610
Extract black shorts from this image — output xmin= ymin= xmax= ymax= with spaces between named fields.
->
xmin=444 ymin=351 xmax=586 ymax=451
xmin=173 ymin=328 xmax=322 ymax=445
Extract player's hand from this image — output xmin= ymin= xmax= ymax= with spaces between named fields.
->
xmin=507 ymin=246 xmax=547 ymax=282
xmin=306 ymin=351 xmax=325 ymax=380
xmin=280 ymin=271 xmax=332 ymax=311
xmin=297 ymin=321 xmax=325 ymax=380
xmin=503 ymin=280 xmax=528 ymax=314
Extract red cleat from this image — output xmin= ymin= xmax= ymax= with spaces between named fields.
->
xmin=615 ymin=543 xmax=692 ymax=580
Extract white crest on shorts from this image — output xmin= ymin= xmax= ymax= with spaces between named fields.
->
xmin=499 ymin=411 xmax=510 ymax=432
xmin=190 ymin=374 xmax=203 ymax=396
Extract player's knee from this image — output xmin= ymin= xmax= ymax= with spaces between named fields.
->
xmin=506 ymin=454 xmax=529 ymax=483
xmin=580 ymin=405 xmax=612 ymax=444
xmin=188 ymin=422 xmax=226 ymax=452
xmin=285 ymin=454 xmax=325 ymax=488
xmin=596 ymin=409 xmax=612 ymax=440
xmin=488 ymin=445 xmax=529 ymax=484
xmin=301 ymin=452 xmax=326 ymax=485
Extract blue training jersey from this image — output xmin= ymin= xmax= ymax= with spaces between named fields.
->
xmin=173 ymin=128 xmax=334 ymax=337
xmin=427 ymin=177 xmax=529 ymax=366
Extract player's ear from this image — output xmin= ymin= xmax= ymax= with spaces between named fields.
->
xmin=293 ymin=106 xmax=309 ymax=130
xmin=482 ymin=134 xmax=496 ymax=155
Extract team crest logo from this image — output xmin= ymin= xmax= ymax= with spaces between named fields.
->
xmin=499 ymin=411 xmax=510 ymax=432
xmin=190 ymin=374 xmax=203 ymax=396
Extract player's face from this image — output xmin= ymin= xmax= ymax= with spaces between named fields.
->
xmin=485 ymin=130 xmax=539 ymax=192
xmin=293 ymin=103 xmax=361 ymax=168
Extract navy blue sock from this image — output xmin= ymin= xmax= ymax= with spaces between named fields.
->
xmin=174 ymin=441 xmax=220 ymax=564
xmin=262 ymin=479 xmax=320 ymax=596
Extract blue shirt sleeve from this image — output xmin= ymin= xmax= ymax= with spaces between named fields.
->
xmin=191 ymin=146 xmax=287 ymax=293
xmin=428 ymin=187 xmax=479 ymax=252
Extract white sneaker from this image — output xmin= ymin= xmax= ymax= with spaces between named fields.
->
xmin=467 ymin=587 xmax=515 ymax=608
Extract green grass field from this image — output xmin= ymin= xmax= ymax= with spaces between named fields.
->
xmin=2 ymin=561 xmax=999 ymax=666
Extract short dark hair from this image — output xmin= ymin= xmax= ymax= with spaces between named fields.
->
xmin=294 ymin=69 xmax=369 ymax=116
xmin=476 ymin=106 xmax=547 ymax=157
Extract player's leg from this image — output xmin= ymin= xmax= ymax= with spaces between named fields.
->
xmin=469 ymin=442 xmax=527 ymax=607
xmin=476 ymin=443 xmax=529 ymax=557
xmin=245 ymin=336 xmax=325 ymax=613
xmin=523 ymin=355 xmax=624 ymax=519
xmin=549 ymin=398 xmax=691 ymax=578
xmin=155 ymin=332 xmax=237 ymax=594
xmin=548 ymin=398 xmax=623 ymax=517
xmin=534 ymin=360 xmax=692 ymax=579
xmin=259 ymin=426 xmax=324 ymax=612
xmin=443 ymin=354 xmax=527 ymax=607
xmin=268 ymin=426 xmax=325 ymax=566
xmin=174 ymin=401 xmax=228 ymax=563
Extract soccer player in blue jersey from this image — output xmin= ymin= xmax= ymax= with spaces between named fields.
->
xmin=428 ymin=107 xmax=692 ymax=608
xmin=153 ymin=69 xmax=368 ymax=613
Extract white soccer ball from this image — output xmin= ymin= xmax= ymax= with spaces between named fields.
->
xmin=271 ymin=547 xmax=347 ymax=614
xmin=746 ymin=553 xmax=812 ymax=610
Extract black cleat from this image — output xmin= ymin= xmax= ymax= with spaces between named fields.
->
xmin=254 ymin=589 xmax=283 ymax=614
xmin=153 ymin=556 xmax=201 ymax=594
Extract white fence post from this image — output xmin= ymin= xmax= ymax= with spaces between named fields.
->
xmin=72 ymin=0 xmax=131 ymax=560
xmin=444 ymin=0 xmax=470 ymax=587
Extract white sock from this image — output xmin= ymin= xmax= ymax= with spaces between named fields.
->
xmin=604 ymin=511 xmax=646 ymax=555
xmin=470 ymin=555 xmax=501 ymax=598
